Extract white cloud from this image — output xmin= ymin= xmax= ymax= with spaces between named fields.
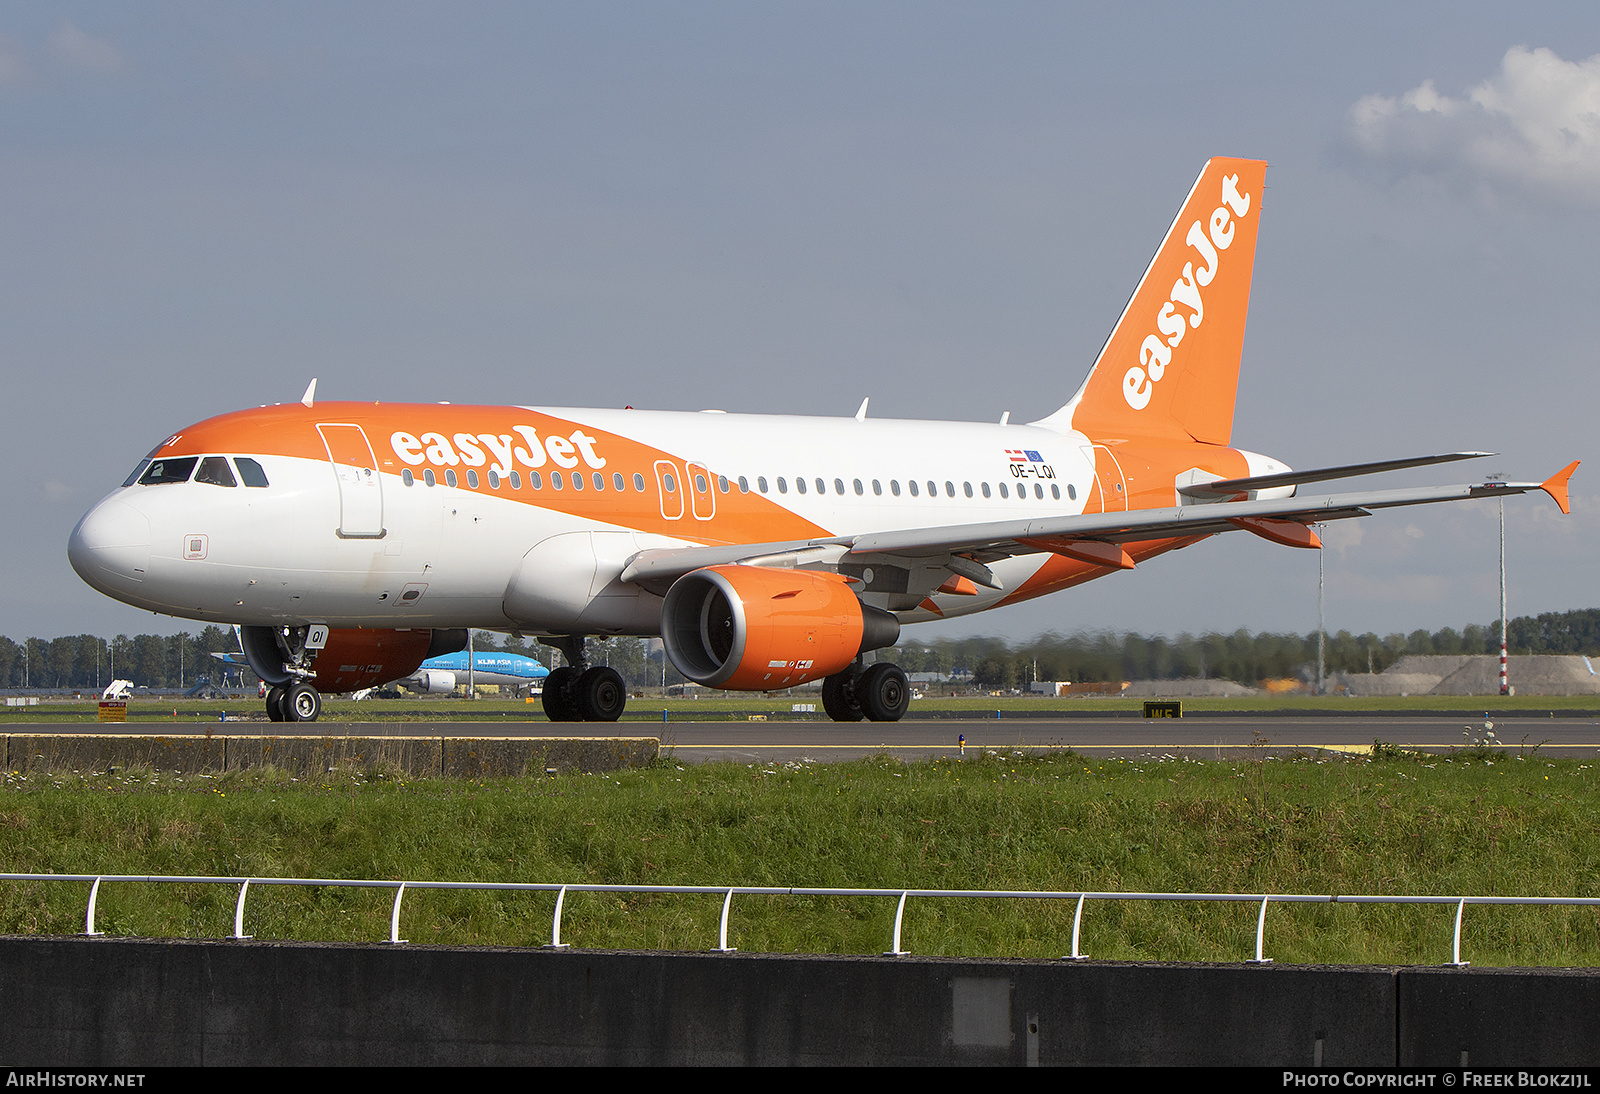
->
xmin=49 ymin=20 xmax=123 ymax=74
xmin=1348 ymin=46 xmax=1600 ymax=208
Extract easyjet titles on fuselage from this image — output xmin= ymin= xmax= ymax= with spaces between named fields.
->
xmin=1122 ymin=172 xmax=1254 ymax=411
xmin=389 ymin=426 xmax=607 ymax=475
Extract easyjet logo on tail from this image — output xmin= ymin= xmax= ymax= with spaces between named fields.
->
xmin=390 ymin=426 xmax=607 ymax=476
xmin=1122 ymin=174 xmax=1253 ymax=410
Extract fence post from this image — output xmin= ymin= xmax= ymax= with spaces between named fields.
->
xmin=1250 ymin=896 xmax=1273 ymax=963
xmin=545 ymin=885 xmax=570 ymax=950
xmin=1065 ymin=894 xmax=1089 ymax=960
xmin=387 ymin=883 xmax=407 ymax=944
xmin=84 ymin=877 xmax=104 ymax=937
xmin=884 ymin=891 xmax=911 ymax=956
xmin=231 ymin=879 xmax=252 ymax=940
xmin=713 ymin=888 xmax=737 ymax=953
xmin=1449 ymin=898 xmax=1470 ymax=967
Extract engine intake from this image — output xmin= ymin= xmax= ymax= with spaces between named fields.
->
xmin=661 ymin=565 xmax=899 ymax=690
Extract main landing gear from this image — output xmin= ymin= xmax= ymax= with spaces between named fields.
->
xmin=821 ymin=659 xmax=910 ymax=723
xmin=539 ymin=636 xmax=626 ymax=723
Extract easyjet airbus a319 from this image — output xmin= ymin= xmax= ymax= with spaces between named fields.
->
xmin=68 ymin=158 xmax=1577 ymax=724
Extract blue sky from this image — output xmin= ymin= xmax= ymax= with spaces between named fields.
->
xmin=4 ymin=2 xmax=1598 ymax=643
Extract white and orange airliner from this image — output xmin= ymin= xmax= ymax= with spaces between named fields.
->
xmin=68 ymin=158 xmax=1577 ymax=724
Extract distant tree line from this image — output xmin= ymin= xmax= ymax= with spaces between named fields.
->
xmin=5 ymin=608 xmax=1600 ymax=691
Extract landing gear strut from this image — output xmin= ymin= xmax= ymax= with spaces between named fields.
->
xmin=822 ymin=659 xmax=909 ymax=722
xmin=539 ymin=636 xmax=626 ymax=723
xmin=257 ymin=625 xmax=323 ymax=723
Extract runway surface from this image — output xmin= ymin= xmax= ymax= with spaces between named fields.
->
xmin=13 ymin=714 xmax=1600 ymax=763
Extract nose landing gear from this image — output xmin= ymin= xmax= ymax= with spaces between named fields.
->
xmin=255 ymin=625 xmax=325 ymax=723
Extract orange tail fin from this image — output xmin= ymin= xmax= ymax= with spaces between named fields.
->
xmin=1034 ymin=157 xmax=1268 ymax=445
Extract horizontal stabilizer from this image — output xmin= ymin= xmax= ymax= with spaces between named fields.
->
xmin=1179 ymin=452 xmax=1493 ymax=499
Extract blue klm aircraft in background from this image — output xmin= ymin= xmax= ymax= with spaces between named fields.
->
xmin=398 ymin=649 xmax=550 ymax=694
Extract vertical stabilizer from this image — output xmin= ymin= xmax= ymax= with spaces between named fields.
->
xmin=1032 ymin=158 xmax=1267 ymax=444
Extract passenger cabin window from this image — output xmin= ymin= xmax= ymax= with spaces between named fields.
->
xmin=796 ymin=478 xmax=806 ymax=495
xmin=908 ymin=480 xmax=918 ymax=497
xmin=402 ymin=468 xmax=415 ymax=487
xmin=445 ymin=469 xmax=458 ymax=488
xmin=593 ymin=472 xmax=604 ymax=490
xmin=815 ymin=478 xmax=826 ymax=495
xmin=424 ymin=469 xmax=437 ymax=487
xmin=138 ymin=457 xmax=198 ymax=485
xmin=510 ymin=471 xmax=523 ymax=490
xmin=633 ymin=473 xmax=646 ymax=492
xmin=872 ymin=479 xmax=882 ymax=496
xmin=776 ymin=477 xmax=787 ymax=494
xmin=466 ymin=470 xmax=479 ymax=489
xmin=195 ymin=456 xmax=237 ymax=487
xmin=890 ymin=480 xmax=901 ymax=496
xmin=122 ymin=460 xmax=150 ymax=487
xmin=613 ymin=472 xmax=625 ymax=491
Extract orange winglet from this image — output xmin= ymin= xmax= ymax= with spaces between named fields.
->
xmin=1541 ymin=461 xmax=1580 ymax=515
xmin=1227 ymin=517 xmax=1322 ymax=549
xmin=1019 ymin=537 xmax=1136 ymax=570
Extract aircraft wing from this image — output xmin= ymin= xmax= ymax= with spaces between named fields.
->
xmin=620 ymin=463 xmax=1577 ymax=586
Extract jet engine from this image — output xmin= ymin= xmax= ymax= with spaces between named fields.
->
xmin=661 ymin=565 xmax=899 ymax=690
xmin=409 ymin=669 xmax=459 ymax=695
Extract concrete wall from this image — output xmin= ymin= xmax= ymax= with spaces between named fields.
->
xmin=3 ymin=936 xmax=1594 ymax=1066
xmin=2 ymin=734 xmax=658 ymax=778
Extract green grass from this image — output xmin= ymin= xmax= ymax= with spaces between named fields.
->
xmin=1 ymin=745 xmax=1599 ymax=966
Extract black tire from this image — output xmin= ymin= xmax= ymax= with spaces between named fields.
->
xmin=266 ymin=685 xmax=286 ymax=722
xmin=285 ymin=682 xmax=322 ymax=723
xmin=858 ymin=663 xmax=909 ymax=722
xmin=541 ymin=666 xmax=580 ymax=721
xmin=821 ymin=670 xmax=863 ymax=722
xmin=574 ymin=667 xmax=626 ymax=722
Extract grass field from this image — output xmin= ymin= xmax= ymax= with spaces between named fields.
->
xmin=1 ymin=741 xmax=1597 ymax=967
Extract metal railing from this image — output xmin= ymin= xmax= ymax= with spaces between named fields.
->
xmin=3 ymin=872 xmax=1597 ymax=966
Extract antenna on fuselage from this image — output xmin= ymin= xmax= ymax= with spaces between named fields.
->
xmin=301 ymin=378 xmax=317 ymax=408
xmin=855 ymin=397 xmax=869 ymax=422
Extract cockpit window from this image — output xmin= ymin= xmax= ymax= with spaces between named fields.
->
xmin=121 ymin=460 xmax=151 ymax=487
xmin=195 ymin=456 xmax=237 ymax=488
xmin=137 ymin=457 xmax=198 ymax=485
xmin=235 ymin=457 xmax=269 ymax=488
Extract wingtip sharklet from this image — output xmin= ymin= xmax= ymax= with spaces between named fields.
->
xmin=1541 ymin=460 xmax=1580 ymax=515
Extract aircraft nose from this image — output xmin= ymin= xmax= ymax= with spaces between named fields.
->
xmin=68 ymin=498 xmax=151 ymax=594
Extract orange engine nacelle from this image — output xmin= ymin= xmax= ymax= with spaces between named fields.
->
xmin=310 ymin=628 xmax=436 ymax=693
xmin=661 ymin=565 xmax=900 ymax=690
